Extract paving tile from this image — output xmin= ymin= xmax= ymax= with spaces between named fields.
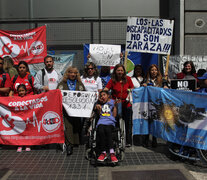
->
xmin=0 ymin=143 xmax=206 ymax=180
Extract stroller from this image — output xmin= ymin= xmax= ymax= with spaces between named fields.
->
xmin=85 ymin=103 xmax=125 ymax=166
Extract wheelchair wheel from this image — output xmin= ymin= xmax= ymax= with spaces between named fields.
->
xmin=197 ymin=149 xmax=207 ymax=165
xmin=85 ymin=148 xmax=92 ymax=160
xmin=119 ymin=150 xmax=125 ymax=161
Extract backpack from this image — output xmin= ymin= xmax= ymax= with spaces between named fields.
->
xmin=13 ymin=74 xmax=33 ymax=91
xmin=1 ymin=73 xmax=7 ymax=87
xmin=41 ymin=69 xmax=45 ymax=86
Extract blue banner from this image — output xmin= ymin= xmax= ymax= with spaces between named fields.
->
xmin=132 ymin=86 xmax=207 ymax=150
xmin=126 ymin=51 xmax=158 ymax=75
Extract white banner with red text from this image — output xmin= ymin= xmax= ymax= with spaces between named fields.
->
xmin=0 ymin=25 xmax=47 ymax=65
xmin=0 ymin=89 xmax=64 ymax=145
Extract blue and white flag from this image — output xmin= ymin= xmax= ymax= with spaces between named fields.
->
xmin=132 ymin=86 xmax=207 ymax=150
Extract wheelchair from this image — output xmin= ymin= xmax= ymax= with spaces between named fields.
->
xmin=168 ymin=142 xmax=207 ymax=165
xmin=85 ymin=104 xmax=125 ymax=166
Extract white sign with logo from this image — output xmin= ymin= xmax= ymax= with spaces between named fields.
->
xmin=89 ymin=44 xmax=121 ymax=66
xmin=62 ymin=90 xmax=98 ymax=118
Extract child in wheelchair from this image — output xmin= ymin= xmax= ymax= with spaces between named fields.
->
xmin=95 ymin=90 xmax=118 ymax=163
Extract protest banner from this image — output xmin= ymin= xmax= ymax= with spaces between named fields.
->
xmin=62 ymin=90 xmax=98 ymax=118
xmin=132 ymin=86 xmax=207 ymax=150
xmin=0 ymin=26 xmax=47 ymax=65
xmin=126 ymin=17 xmax=174 ymax=55
xmin=28 ymin=53 xmax=75 ymax=76
xmin=0 ymin=89 xmax=64 ymax=145
xmin=170 ymin=79 xmax=196 ymax=91
xmin=163 ymin=55 xmax=207 ymax=79
xmin=89 ymin=44 xmax=121 ymax=66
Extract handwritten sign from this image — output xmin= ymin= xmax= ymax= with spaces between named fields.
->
xmin=61 ymin=90 xmax=98 ymax=118
xmin=126 ymin=17 xmax=174 ymax=55
xmin=89 ymin=44 xmax=121 ymax=66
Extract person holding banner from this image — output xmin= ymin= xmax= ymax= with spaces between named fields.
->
xmin=0 ymin=57 xmax=11 ymax=97
xmin=176 ymin=61 xmax=197 ymax=80
xmin=81 ymin=62 xmax=102 ymax=144
xmin=100 ymin=66 xmax=111 ymax=89
xmin=197 ymin=72 xmax=207 ymax=93
xmin=57 ymin=66 xmax=85 ymax=155
xmin=34 ymin=56 xmax=62 ymax=93
xmin=131 ymin=64 xmax=144 ymax=146
xmin=104 ymin=64 xmax=134 ymax=147
xmin=9 ymin=61 xmax=35 ymax=96
xmin=16 ymin=84 xmax=32 ymax=152
xmin=81 ymin=62 xmax=102 ymax=92
xmin=131 ymin=64 xmax=144 ymax=88
xmin=142 ymin=64 xmax=168 ymax=147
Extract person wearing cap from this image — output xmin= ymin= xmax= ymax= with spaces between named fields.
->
xmin=197 ymin=72 xmax=207 ymax=93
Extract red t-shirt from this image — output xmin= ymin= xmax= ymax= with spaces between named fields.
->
xmin=176 ymin=72 xmax=197 ymax=80
xmin=11 ymin=74 xmax=34 ymax=96
xmin=0 ymin=73 xmax=11 ymax=97
xmin=106 ymin=76 xmax=134 ymax=107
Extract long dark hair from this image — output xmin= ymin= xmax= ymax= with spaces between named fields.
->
xmin=17 ymin=61 xmax=29 ymax=73
xmin=82 ymin=62 xmax=99 ymax=80
xmin=111 ymin=64 xmax=127 ymax=83
xmin=132 ymin=64 xmax=145 ymax=78
xmin=182 ymin=61 xmax=196 ymax=75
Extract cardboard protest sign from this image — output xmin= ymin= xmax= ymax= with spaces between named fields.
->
xmin=61 ymin=90 xmax=98 ymax=118
xmin=126 ymin=17 xmax=174 ymax=55
xmin=89 ymin=44 xmax=121 ymax=66
xmin=0 ymin=26 xmax=47 ymax=64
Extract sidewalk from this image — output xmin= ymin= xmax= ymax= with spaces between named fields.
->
xmin=0 ymin=141 xmax=207 ymax=180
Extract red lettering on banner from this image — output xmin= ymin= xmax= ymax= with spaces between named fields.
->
xmin=84 ymin=79 xmax=95 ymax=84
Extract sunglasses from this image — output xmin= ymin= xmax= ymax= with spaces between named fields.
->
xmin=88 ymin=68 xmax=94 ymax=70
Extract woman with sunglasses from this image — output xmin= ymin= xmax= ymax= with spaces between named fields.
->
xmin=81 ymin=62 xmax=102 ymax=92
xmin=80 ymin=62 xmax=103 ymax=144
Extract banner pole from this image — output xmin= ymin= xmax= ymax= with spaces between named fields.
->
xmin=164 ymin=54 xmax=170 ymax=80
xmin=124 ymin=51 xmax=128 ymax=69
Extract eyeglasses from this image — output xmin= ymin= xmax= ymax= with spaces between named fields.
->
xmin=87 ymin=68 xmax=94 ymax=70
